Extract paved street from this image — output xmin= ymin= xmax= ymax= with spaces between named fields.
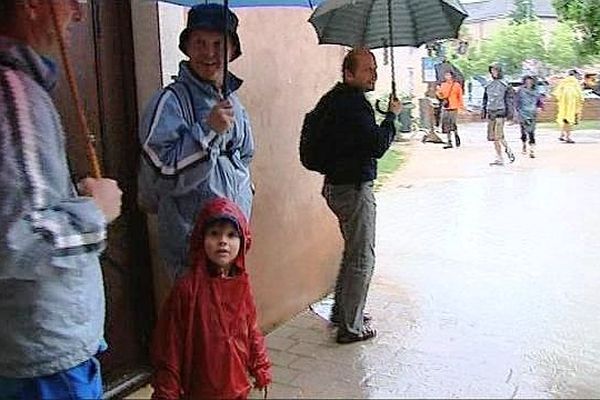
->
xmin=131 ymin=123 xmax=600 ymax=399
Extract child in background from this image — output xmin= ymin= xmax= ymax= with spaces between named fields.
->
xmin=151 ymin=198 xmax=271 ymax=400
xmin=515 ymin=75 xmax=544 ymax=158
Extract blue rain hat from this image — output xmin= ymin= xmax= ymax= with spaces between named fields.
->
xmin=178 ymin=3 xmax=242 ymax=61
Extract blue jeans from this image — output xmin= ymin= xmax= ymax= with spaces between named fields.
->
xmin=0 ymin=358 xmax=102 ymax=400
xmin=520 ymin=118 xmax=536 ymax=145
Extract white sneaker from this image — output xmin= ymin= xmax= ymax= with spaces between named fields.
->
xmin=489 ymin=160 xmax=504 ymax=166
xmin=505 ymin=148 xmax=516 ymax=163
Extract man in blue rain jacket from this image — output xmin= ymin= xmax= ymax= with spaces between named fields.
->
xmin=139 ymin=4 xmax=254 ymax=279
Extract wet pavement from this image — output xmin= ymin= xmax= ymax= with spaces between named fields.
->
xmin=130 ymin=123 xmax=600 ymax=399
xmin=259 ymin=123 xmax=600 ymax=399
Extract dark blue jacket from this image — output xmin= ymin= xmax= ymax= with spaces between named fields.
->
xmin=324 ymin=83 xmax=396 ymax=185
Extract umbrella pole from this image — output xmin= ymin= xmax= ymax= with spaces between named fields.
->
xmin=222 ymin=0 xmax=229 ymax=98
xmin=48 ymin=0 xmax=102 ymax=178
xmin=387 ymin=0 xmax=396 ymax=99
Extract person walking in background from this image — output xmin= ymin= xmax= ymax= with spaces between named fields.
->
xmin=554 ymin=69 xmax=584 ymax=144
xmin=0 ymin=1 xmax=122 ymax=398
xmin=436 ymin=70 xmax=464 ymax=149
xmin=482 ymin=63 xmax=516 ymax=166
xmin=515 ymin=75 xmax=544 ymax=158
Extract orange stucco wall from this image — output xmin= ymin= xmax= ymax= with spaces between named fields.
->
xmin=233 ymin=8 xmax=344 ymax=330
xmin=146 ymin=5 xmax=345 ymax=330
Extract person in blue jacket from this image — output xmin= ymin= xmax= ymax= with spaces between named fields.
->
xmin=0 ymin=1 xmax=122 ymax=398
xmin=138 ymin=4 xmax=254 ymax=280
xmin=515 ymin=75 xmax=544 ymax=158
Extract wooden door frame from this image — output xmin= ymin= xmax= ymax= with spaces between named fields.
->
xmin=92 ymin=0 xmax=156 ymax=396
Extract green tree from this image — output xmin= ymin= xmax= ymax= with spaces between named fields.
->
xmin=483 ymin=21 xmax=547 ymax=75
xmin=444 ymin=27 xmax=480 ymax=80
xmin=511 ymin=0 xmax=535 ymax=24
xmin=446 ymin=22 xmax=547 ymax=78
xmin=554 ymin=0 xmax=600 ymax=57
xmin=546 ymin=23 xmax=580 ymax=70
xmin=446 ymin=42 xmax=490 ymax=80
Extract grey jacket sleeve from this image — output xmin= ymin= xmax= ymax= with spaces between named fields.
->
xmin=481 ymin=89 xmax=488 ymax=119
xmin=505 ymin=86 xmax=515 ymax=120
xmin=0 ymin=72 xmax=106 ymax=279
xmin=1 ymin=194 xmax=107 ymax=279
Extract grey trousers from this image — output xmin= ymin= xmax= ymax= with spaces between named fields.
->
xmin=322 ymin=181 xmax=376 ymax=335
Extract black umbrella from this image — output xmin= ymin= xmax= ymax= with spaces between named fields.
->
xmin=309 ymin=0 xmax=468 ymax=99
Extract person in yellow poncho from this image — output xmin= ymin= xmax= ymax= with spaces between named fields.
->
xmin=553 ymin=70 xmax=584 ymax=143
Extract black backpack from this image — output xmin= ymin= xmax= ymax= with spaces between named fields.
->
xmin=299 ymin=91 xmax=335 ymax=174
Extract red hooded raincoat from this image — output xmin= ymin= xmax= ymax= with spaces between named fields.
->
xmin=151 ymin=198 xmax=271 ymax=399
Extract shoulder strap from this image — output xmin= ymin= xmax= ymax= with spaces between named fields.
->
xmin=166 ymin=80 xmax=196 ymax=125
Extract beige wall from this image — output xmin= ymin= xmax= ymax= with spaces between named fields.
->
xmin=373 ymin=46 xmax=431 ymax=110
xmin=234 ymin=9 xmax=344 ymax=330
xmin=133 ymin=3 xmax=344 ymax=330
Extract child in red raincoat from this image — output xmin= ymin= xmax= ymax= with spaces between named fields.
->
xmin=151 ymin=198 xmax=272 ymax=399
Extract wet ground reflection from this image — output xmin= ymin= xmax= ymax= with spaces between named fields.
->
xmin=366 ymin=170 xmax=600 ymax=398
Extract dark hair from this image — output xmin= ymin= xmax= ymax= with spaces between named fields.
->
xmin=342 ymin=48 xmax=374 ymax=79
xmin=0 ymin=1 xmax=17 ymax=25
xmin=203 ymin=217 xmax=241 ymax=237
xmin=568 ymin=69 xmax=578 ymax=76
xmin=444 ymin=70 xmax=455 ymax=77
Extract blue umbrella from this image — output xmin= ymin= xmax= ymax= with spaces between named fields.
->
xmin=159 ymin=0 xmax=320 ymax=94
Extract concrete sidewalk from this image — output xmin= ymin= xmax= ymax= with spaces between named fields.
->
xmin=130 ymin=122 xmax=600 ymax=399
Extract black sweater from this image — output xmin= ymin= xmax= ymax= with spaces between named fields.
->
xmin=324 ymin=83 xmax=396 ymax=185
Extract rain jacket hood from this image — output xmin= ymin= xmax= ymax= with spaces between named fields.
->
xmin=516 ymin=85 xmax=543 ymax=120
xmin=151 ymin=198 xmax=270 ymax=400
xmin=553 ymin=75 xmax=584 ymax=125
xmin=188 ymin=197 xmax=251 ymax=274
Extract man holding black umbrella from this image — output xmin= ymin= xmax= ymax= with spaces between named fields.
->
xmin=320 ymin=48 xmax=401 ymax=344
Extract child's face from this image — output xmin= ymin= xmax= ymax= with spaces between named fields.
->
xmin=525 ymin=78 xmax=534 ymax=88
xmin=204 ymin=220 xmax=241 ymax=270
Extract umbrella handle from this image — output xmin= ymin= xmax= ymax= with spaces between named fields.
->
xmin=222 ymin=0 xmax=229 ymax=97
xmin=375 ymin=83 xmax=398 ymax=115
xmin=49 ymin=1 xmax=102 ymax=179
xmin=375 ymin=99 xmax=388 ymax=114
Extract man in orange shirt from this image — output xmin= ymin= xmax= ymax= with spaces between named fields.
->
xmin=436 ymin=71 xmax=464 ymax=149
